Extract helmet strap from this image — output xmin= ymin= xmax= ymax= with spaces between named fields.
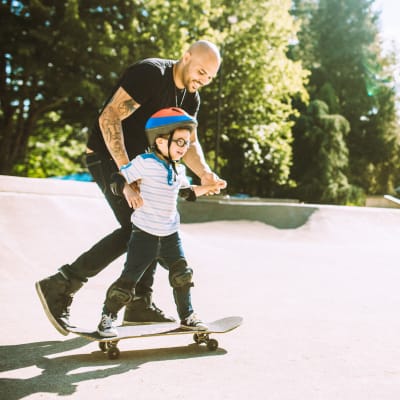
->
xmin=154 ymin=134 xmax=178 ymax=182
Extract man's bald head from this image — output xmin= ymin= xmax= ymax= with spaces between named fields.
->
xmin=187 ymin=40 xmax=221 ymax=65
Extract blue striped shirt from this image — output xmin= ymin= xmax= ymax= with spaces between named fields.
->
xmin=122 ymin=153 xmax=190 ymax=236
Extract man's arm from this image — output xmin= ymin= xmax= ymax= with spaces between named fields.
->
xmin=183 ymin=128 xmax=227 ymax=193
xmin=182 ymin=128 xmax=212 ymax=177
xmin=99 ymin=86 xmax=141 ymax=168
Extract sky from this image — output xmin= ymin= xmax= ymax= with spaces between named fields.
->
xmin=374 ymin=0 xmax=400 ymax=103
xmin=374 ymin=0 xmax=400 ymax=52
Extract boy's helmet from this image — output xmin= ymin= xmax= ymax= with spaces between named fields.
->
xmin=145 ymin=107 xmax=197 ymax=146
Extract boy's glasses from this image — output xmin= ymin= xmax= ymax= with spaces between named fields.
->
xmin=171 ymin=138 xmax=190 ymax=148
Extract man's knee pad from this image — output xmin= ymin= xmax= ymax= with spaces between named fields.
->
xmin=168 ymin=259 xmax=194 ymax=288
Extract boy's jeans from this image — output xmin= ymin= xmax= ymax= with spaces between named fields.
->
xmin=122 ymin=225 xmax=193 ymax=320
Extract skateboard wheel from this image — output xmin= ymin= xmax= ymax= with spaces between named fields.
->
xmin=207 ymin=339 xmax=218 ymax=351
xmin=193 ymin=333 xmax=200 ymax=343
xmin=107 ymin=347 xmax=120 ymax=360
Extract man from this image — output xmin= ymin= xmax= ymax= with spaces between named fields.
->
xmin=35 ymin=40 xmax=226 ymax=335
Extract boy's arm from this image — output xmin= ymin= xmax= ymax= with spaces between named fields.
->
xmin=179 ymin=181 xmax=226 ymax=201
xmin=193 ymin=181 xmax=226 ymax=198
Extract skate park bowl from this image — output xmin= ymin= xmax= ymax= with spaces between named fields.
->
xmin=1 ymin=174 xmax=400 ymax=400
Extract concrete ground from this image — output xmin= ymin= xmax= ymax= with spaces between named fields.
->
xmin=1 ymin=175 xmax=400 ymax=400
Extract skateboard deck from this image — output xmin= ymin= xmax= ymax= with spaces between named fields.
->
xmin=384 ymin=194 xmax=400 ymax=206
xmin=69 ymin=316 xmax=243 ymax=359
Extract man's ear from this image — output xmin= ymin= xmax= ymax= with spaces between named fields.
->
xmin=182 ymin=51 xmax=191 ymax=64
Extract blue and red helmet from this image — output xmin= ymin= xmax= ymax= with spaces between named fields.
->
xmin=145 ymin=107 xmax=197 ymax=146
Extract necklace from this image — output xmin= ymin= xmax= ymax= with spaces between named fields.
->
xmin=173 ymin=62 xmax=186 ymax=107
xmin=175 ymin=87 xmax=186 ymax=107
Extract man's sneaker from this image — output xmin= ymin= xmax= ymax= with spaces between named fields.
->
xmin=97 ymin=313 xmax=118 ymax=337
xmin=35 ymin=271 xmax=83 ymax=336
xmin=180 ymin=313 xmax=208 ymax=331
xmin=123 ymin=294 xmax=176 ymax=325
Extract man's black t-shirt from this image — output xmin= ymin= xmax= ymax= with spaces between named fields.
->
xmin=87 ymin=58 xmax=200 ymax=160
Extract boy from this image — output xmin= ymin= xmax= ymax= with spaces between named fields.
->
xmin=97 ymin=107 xmax=226 ymax=337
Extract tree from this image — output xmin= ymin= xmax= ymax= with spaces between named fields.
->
xmin=1 ymin=0 xmax=219 ymax=176
xmin=198 ymin=0 xmax=308 ymax=196
xmin=291 ymin=100 xmax=364 ymax=204
xmin=2 ymin=0 xmax=310 ymax=199
xmin=1 ymin=0 xmax=146 ymax=174
xmin=291 ymin=0 xmax=400 ymax=198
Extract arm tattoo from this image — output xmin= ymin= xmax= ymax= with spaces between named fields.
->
xmin=99 ymin=90 xmax=140 ymax=164
xmin=100 ymin=113 xmax=126 ymax=160
xmin=118 ymin=99 xmax=139 ymax=119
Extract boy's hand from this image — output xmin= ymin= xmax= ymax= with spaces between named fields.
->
xmin=123 ymin=182 xmax=144 ymax=209
xmin=129 ymin=179 xmax=141 ymax=193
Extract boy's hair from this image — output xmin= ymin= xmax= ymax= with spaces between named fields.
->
xmin=145 ymin=107 xmax=197 ymax=147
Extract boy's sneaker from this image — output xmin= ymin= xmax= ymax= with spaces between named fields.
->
xmin=97 ymin=313 xmax=118 ymax=337
xmin=180 ymin=313 xmax=208 ymax=331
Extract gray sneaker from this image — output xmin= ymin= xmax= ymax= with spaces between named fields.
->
xmin=97 ymin=313 xmax=118 ymax=337
xmin=123 ymin=294 xmax=176 ymax=325
xmin=180 ymin=313 xmax=208 ymax=331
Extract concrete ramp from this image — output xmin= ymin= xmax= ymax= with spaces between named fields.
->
xmin=1 ymin=175 xmax=400 ymax=400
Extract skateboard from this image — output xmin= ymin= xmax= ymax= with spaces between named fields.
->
xmin=69 ymin=316 xmax=243 ymax=359
xmin=384 ymin=194 xmax=400 ymax=206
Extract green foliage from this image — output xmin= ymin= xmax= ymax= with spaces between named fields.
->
xmin=13 ymin=112 xmax=86 ymax=177
xmin=198 ymin=0 xmax=308 ymax=196
xmin=291 ymin=100 xmax=365 ymax=204
xmin=2 ymin=0 xmax=309 ymax=201
xmin=1 ymin=0 xmax=148 ymax=173
xmin=291 ymin=0 xmax=400 ymax=197
xmin=0 ymin=0 xmax=218 ymax=174
xmin=5 ymin=0 xmax=399 ymax=204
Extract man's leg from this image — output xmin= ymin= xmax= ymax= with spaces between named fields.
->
xmin=36 ymin=153 xmax=132 ymax=335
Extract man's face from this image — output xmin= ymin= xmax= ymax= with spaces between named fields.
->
xmin=181 ymin=51 xmax=220 ymax=93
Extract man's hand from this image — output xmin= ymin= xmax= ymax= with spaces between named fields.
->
xmin=200 ymin=172 xmax=227 ymax=195
xmin=123 ymin=181 xmax=144 ymax=209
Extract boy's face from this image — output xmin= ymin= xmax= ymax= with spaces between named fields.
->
xmin=156 ymin=128 xmax=191 ymax=161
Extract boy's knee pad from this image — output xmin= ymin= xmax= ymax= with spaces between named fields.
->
xmin=169 ymin=259 xmax=193 ymax=288
xmin=107 ymin=286 xmax=133 ymax=305
xmin=106 ymin=277 xmax=134 ymax=305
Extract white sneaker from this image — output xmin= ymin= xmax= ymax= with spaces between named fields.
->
xmin=180 ymin=313 xmax=208 ymax=331
xmin=97 ymin=313 xmax=118 ymax=337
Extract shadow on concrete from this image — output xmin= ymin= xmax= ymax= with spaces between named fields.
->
xmin=0 ymin=337 xmax=88 ymax=372
xmin=0 ymin=340 xmax=226 ymax=400
xmin=179 ymin=199 xmax=318 ymax=229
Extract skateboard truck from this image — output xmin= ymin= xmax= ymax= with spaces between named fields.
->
xmin=193 ymin=332 xmax=219 ymax=351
